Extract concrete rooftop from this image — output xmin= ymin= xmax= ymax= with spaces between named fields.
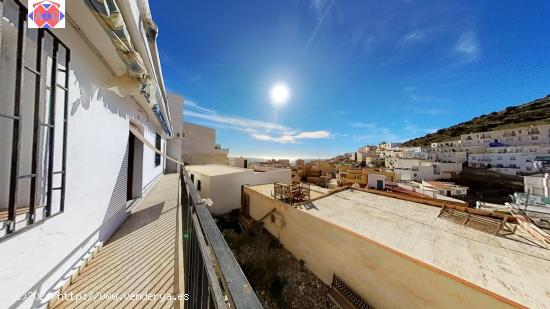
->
xmin=186 ymin=164 xmax=249 ymax=176
xmin=248 ymin=184 xmax=550 ymax=308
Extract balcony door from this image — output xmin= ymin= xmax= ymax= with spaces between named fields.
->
xmin=127 ymin=130 xmax=143 ymax=201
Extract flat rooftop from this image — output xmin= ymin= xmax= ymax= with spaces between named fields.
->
xmin=186 ymin=164 xmax=249 ymax=176
xmin=247 ymin=184 xmax=550 ymax=308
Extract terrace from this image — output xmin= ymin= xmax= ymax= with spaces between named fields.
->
xmin=50 ymin=171 xmax=261 ymax=308
xmin=245 ymin=183 xmax=550 ymax=308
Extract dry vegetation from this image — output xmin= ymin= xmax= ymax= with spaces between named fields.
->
xmin=223 ymin=223 xmax=331 ymax=308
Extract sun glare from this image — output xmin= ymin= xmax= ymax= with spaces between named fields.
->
xmin=270 ymin=84 xmax=290 ymax=105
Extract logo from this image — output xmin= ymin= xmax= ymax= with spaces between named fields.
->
xmin=28 ymin=0 xmax=65 ymax=29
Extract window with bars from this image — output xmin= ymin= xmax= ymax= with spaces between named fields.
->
xmin=154 ymin=133 xmax=161 ymax=167
xmin=0 ymin=0 xmax=69 ymax=240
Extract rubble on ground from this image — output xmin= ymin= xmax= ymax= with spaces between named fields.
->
xmin=223 ymin=223 xmax=333 ymax=308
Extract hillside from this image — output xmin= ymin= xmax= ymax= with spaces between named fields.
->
xmin=403 ymin=95 xmax=550 ymax=146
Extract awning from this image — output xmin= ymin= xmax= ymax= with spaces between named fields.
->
xmin=85 ymin=0 xmax=173 ymax=136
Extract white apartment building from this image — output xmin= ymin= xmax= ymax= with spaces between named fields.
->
xmin=468 ymin=145 xmax=550 ymax=175
xmin=461 ymin=124 xmax=550 ymax=147
xmin=0 ymin=1 xmax=181 ymax=307
xmin=427 ymin=151 xmax=468 ymax=164
xmin=393 ymin=159 xmax=462 ymax=181
xmin=424 ymin=124 xmax=550 ymax=168
xmin=397 ymin=147 xmax=428 ymax=160
xmin=186 ymin=164 xmax=291 ymax=215
xmin=430 ymin=140 xmax=462 ymax=148
xmin=181 ymin=122 xmax=229 ymax=165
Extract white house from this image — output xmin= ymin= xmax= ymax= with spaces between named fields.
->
xmin=0 ymin=0 xmax=181 ymax=307
xmin=367 ymin=174 xmax=387 ymax=190
xmin=181 ymin=122 xmax=229 ymax=165
xmin=186 ymin=164 xmax=291 ymax=215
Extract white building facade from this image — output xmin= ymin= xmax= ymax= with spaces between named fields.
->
xmin=0 ymin=1 xmax=179 ymax=307
xmin=468 ymin=145 xmax=550 ymax=175
xmin=461 ymin=124 xmax=550 ymax=147
xmin=181 ymin=122 xmax=229 ymax=165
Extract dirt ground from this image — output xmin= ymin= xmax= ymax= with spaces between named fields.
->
xmin=223 ymin=223 xmax=333 ymax=309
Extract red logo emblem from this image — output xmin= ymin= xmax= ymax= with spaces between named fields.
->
xmin=28 ymin=1 xmax=65 ymax=28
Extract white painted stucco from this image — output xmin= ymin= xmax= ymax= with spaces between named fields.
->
xmin=0 ymin=1 xmax=174 ymax=308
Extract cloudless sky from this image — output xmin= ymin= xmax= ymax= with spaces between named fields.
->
xmin=150 ymin=0 xmax=550 ymax=159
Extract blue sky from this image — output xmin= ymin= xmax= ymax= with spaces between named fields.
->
xmin=151 ymin=0 xmax=550 ymax=159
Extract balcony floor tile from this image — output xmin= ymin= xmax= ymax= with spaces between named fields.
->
xmin=51 ymin=174 xmax=181 ymax=309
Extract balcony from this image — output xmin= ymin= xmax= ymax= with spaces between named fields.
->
xmin=51 ymin=171 xmax=261 ymax=308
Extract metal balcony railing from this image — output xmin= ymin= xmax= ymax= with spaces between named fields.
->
xmin=179 ymin=169 xmax=262 ymax=309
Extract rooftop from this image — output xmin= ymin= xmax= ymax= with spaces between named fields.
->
xmin=186 ymin=164 xmax=249 ymax=176
xmin=425 ymin=180 xmax=467 ymax=190
xmin=247 ymin=184 xmax=550 ymax=308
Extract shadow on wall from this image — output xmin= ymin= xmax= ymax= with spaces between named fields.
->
xmin=69 ymin=62 xmax=140 ymax=122
xmin=10 ymin=47 xmax=155 ymax=308
xmin=11 ymin=135 xmax=132 ymax=309
xmin=98 ymin=137 xmax=131 ymax=241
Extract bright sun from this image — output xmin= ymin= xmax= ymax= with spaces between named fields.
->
xmin=270 ymin=84 xmax=290 ymax=105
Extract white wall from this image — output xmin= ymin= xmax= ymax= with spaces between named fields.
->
xmin=181 ymin=123 xmax=228 ymax=165
xmin=210 ymin=170 xmax=291 ymax=215
xmin=187 ymin=166 xmax=291 ymax=215
xmin=0 ymin=11 xmax=166 ymax=309
xmin=165 ymin=93 xmax=184 ymax=173
xmin=367 ymin=174 xmax=386 ymax=189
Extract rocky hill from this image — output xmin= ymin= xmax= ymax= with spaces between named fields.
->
xmin=403 ymin=95 xmax=550 ymax=146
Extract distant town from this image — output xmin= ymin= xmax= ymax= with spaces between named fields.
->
xmin=180 ymin=120 xmax=550 ymax=308
xmin=183 ymin=121 xmax=550 ymax=207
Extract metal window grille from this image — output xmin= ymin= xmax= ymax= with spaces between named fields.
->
xmin=1 ymin=0 xmax=69 ymax=241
